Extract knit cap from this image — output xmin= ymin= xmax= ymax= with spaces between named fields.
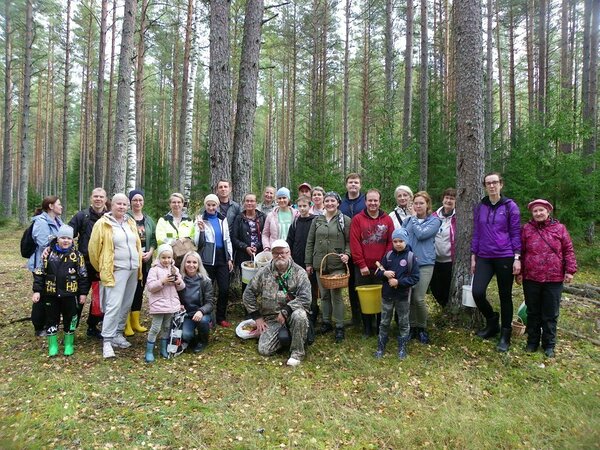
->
xmin=57 ymin=225 xmax=74 ymax=239
xmin=204 ymin=194 xmax=220 ymax=206
xmin=156 ymin=244 xmax=173 ymax=257
xmin=276 ymin=187 xmax=291 ymax=199
xmin=128 ymin=189 xmax=144 ymax=202
xmin=392 ymin=228 xmax=409 ymax=241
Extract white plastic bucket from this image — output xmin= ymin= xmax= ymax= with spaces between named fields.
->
xmin=462 ymin=279 xmax=476 ymax=308
xmin=241 ymin=261 xmax=259 ymax=284
xmin=254 ymin=251 xmax=272 ymax=267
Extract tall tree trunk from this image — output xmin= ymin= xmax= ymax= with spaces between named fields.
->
xmin=62 ymin=0 xmax=71 ymax=213
xmin=494 ymin=0 xmax=505 ymax=156
xmin=178 ymin=0 xmax=194 ymax=194
xmin=232 ymin=0 xmax=264 ymax=202
xmin=105 ymin=0 xmax=118 ymax=194
xmin=208 ymin=0 xmax=232 ymax=190
xmin=402 ymin=0 xmax=414 ymax=152
xmin=126 ymin=81 xmax=137 ymax=192
xmin=537 ymin=0 xmax=547 ymax=125
xmin=342 ymin=0 xmax=351 ymax=173
xmin=452 ymin=0 xmax=485 ymax=308
xmin=135 ymin=0 xmax=148 ymax=188
xmin=109 ymin=0 xmax=137 ymax=195
xmin=419 ymin=0 xmax=429 ymax=190
xmin=484 ymin=0 xmax=493 ymax=168
xmin=2 ymin=0 xmax=13 ymax=217
xmin=559 ymin=0 xmax=573 ymax=153
xmin=526 ymin=0 xmax=535 ymax=119
xmin=384 ymin=0 xmax=394 ymax=136
xmin=95 ymin=0 xmax=108 ymax=188
xmin=508 ymin=3 xmax=516 ymax=150
xmin=360 ymin=4 xmax=371 ymax=162
xmin=18 ymin=0 xmax=34 ymax=225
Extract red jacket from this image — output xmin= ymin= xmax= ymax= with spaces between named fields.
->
xmin=350 ymin=209 xmax=394 ymax=271
xmin=521 ymin=218 xmax=577 ymax=283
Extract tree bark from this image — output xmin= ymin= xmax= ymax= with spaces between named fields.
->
xmin=451 ymin=0 xmax=485 ymax=308
xmin=178 ymin=0 xmax=194 ymax=194
xmin=232 ymin=0 xmax=264 ymax=202
xmin=94 ymin=0 xmax=108 ymax=188
xmin=62 ymin=0 xmax=71 ymax=213
xmin=135 ymin=0 xmax=149 ymax=188
xmin=384 ymin=0 xmax=394 ymax=136
xmin=559 ymin=0 xmax=573 ymax=153
xmin=484 ymin=0 xmax=493 ymax=168
xmin=402 ymin=0 xmax=414 ymax=152
xmin=537 ymin=0 xmax=547 ymax=124
xmin=2 ymin=0 xmax=13 ymax=217
xmin=508 ymin=3 xmax=516 ymax=150
xmin=105 ymin=0 xmax=118 ymax=189
xmin=342 ymin=0 xmax=351 ymax=173
xmin=109 ymin=0 xmax=137 ymax=195
xmin=209 ymin=0 xmax=232 ymax=190
xmin=419 ymin=0 xmax=429 ymax=190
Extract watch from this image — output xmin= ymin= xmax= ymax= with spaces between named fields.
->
xmin=514 ymin=255 xmax=520 ymax=261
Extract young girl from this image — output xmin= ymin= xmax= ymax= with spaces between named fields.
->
xmin=32 ymin=225 xmax=89 ymax=356
xmin=178 ymin=251 xmax=215 ymax=353
xmin=145 ymin=244 xmax=185 ymax=362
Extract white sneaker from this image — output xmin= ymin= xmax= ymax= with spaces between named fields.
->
xmin=112 ymin=334 xmax=132 ymax=349
xmin=286 ymin=357 xmax=301 ymax=367
xmin=103 ymin=341 xmax=116 ymax=358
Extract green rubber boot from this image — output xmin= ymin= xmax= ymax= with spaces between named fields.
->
xmin=48 ymin=334 xmax=59 ymax=357
xmin=63 ymin=333 xmax=75 ymax=356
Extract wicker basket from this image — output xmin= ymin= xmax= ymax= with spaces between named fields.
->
xmin=511 ymin=316 xmax=526 ymax=337
xmin=319 ymin=253 xmax=350 ymax=289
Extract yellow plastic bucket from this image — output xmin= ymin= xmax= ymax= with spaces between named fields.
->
xmin=241 ymin=261 xmax=259 ymax=284
xmin=356 ymin=285 xmax=382 ymax=314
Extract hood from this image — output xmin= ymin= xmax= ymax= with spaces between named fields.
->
xmin=481 ymin=195 xmax=510 ymax=209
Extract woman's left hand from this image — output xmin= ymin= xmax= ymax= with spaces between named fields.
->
xmin=339 ymin=254 xmax=349 ymax=264
xmin=564 ymin=273 xmax=574 ymax=284
xmin=193 ymin=311 xmax=203 ymax=322
xmin=512 ymin=259 xmax=521 ymax=275
xmin=228 ymin=260 xmax=234 ymax=272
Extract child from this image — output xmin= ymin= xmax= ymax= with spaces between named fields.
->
xmin=145 ymin=244 xmax=185 ymax=362
xmin=374 ymin=228 xmax=420 ymax=359
xmin=178 ymin=251 xmax=215 ymax=353
xmin=32 ymin=225 xmax=89 ymax=356
xmin=286 ymin=196 xmax=318 ymax=323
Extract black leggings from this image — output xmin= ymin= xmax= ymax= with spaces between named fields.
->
xmin=430 ymin=261 xmax=453 ymax=307
xmin=44 ymin=295 xmax=78 ymax=334
xmin=205 ymin=248 xmax=230 ymax=322
xmin=472 ymin=256 xmax=515 ymax=328
xmin=131 ymin=264 xmax=150 ymax=311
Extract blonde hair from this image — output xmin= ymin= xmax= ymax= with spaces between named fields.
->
xmin=180 ymin=251 xmax=209 ymax=279
xmin=413 ymin=191 xmax=433 ymax=215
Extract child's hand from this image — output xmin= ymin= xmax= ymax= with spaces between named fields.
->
xmin=383 ymin=270 xmax=396 ymax=279
xmin=79 ymin=295 xmax=87 ymax=304
xmin=32 ymin=292 xmax=40 ymax=303
xmin=163 ymin=275 xmax=175 ymax=285
xmin=388 ymin=278 xmax=399 ymax=288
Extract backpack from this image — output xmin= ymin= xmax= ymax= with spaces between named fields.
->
xmin=20 ymin=221 xmax=37 ymax=258
xmin=384 ymin=250 xmax=415 ymax=275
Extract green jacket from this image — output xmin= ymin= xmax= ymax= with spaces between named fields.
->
xmin=305 ymin=211 xmax=351 ymax=274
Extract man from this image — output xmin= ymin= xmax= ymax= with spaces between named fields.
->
xmin=68 ymin=187 xmax=108 ymax=338
xmin=243 ymin=239 xmax=311 ymax=367
xmin=339 ymin=173 xmax=367 ymax=327
xmin=297 ymin=182 xmax=312 ymax=198
xmin=257 ymin=186 xmax=276 ymax=215
xmin=216 ymin=179 xmax=241 ymax=229
xmin=349 ymin=189 xmax=394 ymax=336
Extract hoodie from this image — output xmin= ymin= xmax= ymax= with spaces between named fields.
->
xmin=471 ymin=195 xmax=521 ymax=258
xmin=349 ymin=208 xmax=394 ymax=271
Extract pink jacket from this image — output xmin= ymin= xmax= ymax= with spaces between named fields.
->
xmin=262 ymin=206 xmax=299 ymax=250
xmin=521 ymin=219 xmax=577 ymax=283
xmin=146 ymin=263 xmax=186 ymax=314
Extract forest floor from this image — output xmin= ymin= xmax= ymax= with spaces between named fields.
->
xmin=0 ymin=222 xmax=598 ymax=449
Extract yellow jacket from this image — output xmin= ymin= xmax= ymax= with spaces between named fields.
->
xmin=88 ymin=214 xmax=143 ymax=287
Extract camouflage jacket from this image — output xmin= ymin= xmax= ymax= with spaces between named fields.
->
xmin=243 ymin=260 xmax=311 ymax=321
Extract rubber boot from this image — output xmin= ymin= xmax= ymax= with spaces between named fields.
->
xmin=63 ymin=333 xmax=75 ymax=356
xmin=160 ymin=338 xmax=169 ymax=359
xmin=130 ymin=311 xmax=147 ymax=332
xmin=397 ymin=335 xmax=409 ymax=360
xmin=47 ymin=334 xmax=59 ymax=357
xmin=476 ymin=312 xmax=500 ymax=339
xmin=497 ymin=327 xmax=512 ymax=352
xmin=145 ymin=341 xmax=155 ymax=363
xmin=334 ymin=327 xmax=345 ymax=344
xmin=124 ymin=314 xmax=134 ymax=337
xmin=374 ymin=336 xmax=388 ymax=358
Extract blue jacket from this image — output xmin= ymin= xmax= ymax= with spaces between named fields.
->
xmin=376 ymin=246 xmax=420 ymax=301
xmin=402 ymin=214 xmax=441 ymax=267
xmin=27 ymin=212 xmax=63 ymax=271
xmin=340 ymin=193 xmax=366 ymax=218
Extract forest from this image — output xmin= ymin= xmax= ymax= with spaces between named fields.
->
xmin=0 ymin=0 xmax=598 ymax=240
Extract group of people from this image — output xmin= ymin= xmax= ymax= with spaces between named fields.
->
xmin=27 ymin=172 xmax=577 ymax=366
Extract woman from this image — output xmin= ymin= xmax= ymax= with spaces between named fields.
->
xmin=402 ymin=191 xmax=441 ymax=344
xmin=89 ymin=193 xmax=142 ymax=359
xmin=28 ymin=196 xmax=64 ymax=336
xmin=231 ymin=193 xmax=266 ymax=292
xmin=155 ymin=192 xmax=195 ymax=246
xmin=305 ymin=192 xmax=351 ymax=343
xmin=262 ymin=187 xmax=298 ymax=251
xmin=471 ymin=172 xmax=521 ymax=353
xmin=430 ymin=188 xmax=457 ymax=308
xmin=124 ymin=189 xmax=156 ymax=336
xmin=310 ymin=186 xmax=326 ymax=216
xmin=195 ymin=194 xmax=234 ymax=327
xmin=390 ymin=185 xmax=414 ymax=230
xmin=519 ymin=199 xmax=576 ymax=358
xmin=179 ymin=251 xmax=215 ymax=353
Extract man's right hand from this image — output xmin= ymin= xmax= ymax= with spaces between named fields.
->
xmin=255 ymin=317 xmax=267 ymax=334
xmin=360 ymin=266 xmax=370 ymax=276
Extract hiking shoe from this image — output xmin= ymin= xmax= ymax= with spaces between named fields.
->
xmin=334 ymin=327 xmax=345 ymax=343
xmin=103 ymin=341 xmax=115 ymax=359
xmin=525 ymin=343 xmax=538 ymax=353
xmin=87 ymin=327 xmax=102 ymax=339
xmin=544 ymin=347 xmax=555 ymax=358
xmin=286 ymin=357 xmax=301 ymax=367
xmin=193 ymin=342 xmax=206 ymax=353
xmin=35 ymin=329 xmax=47 ymax=337
xmin=320 ymin=322 xmax=333 ymax=335
xmin=112 ymin=334 xmax=132 ymax=349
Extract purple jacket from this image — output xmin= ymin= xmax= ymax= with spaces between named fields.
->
xmin=471 ymin=196 xmax=521 ymax=258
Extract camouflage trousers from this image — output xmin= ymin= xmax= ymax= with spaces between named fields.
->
xmin=379 ymin=296 xmax=410 ymax=340
xmin=258 ymin=309 xmax=309 ymax=361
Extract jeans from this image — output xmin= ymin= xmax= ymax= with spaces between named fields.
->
xmin=472 ymin=256 xmax=515 ymax=328
xmin=409 ymin=265 xmax=433 ymax=329
xmin=182 ymin=315 xmax=212 ymax=343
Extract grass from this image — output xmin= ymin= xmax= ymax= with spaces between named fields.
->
xmin=0 ymin=223 xmax=599 ymax=449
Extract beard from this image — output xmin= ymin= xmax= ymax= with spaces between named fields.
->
xmin=274 ymin=258 xmax=290 ymax=273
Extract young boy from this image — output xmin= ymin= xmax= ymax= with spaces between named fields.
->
xmin=286 ymin=196 xmax=318 ymax=323
xmin=32 ymin=225 xmax=89 ymax=356
xmin=374 ymin=228 xmax=420 ymax=359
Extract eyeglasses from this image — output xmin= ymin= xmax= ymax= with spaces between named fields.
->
xmin=485 ymin=180 xmax=500 ymax=186
xmin=272 ymin=250 xmax=289 ymax=257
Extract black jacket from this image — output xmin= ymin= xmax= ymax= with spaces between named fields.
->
xmin=178 ymin=274 xmax=214 ymax=316
xmin=33 ymin=241 xmax=90 ymax=297
xmin=231 ymin=210 xmax=266 ymax=265
xmin=68 ymin=206 xmax=106 ymax=258
xmin=287 ymin=215 xmax=316 ymax=268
